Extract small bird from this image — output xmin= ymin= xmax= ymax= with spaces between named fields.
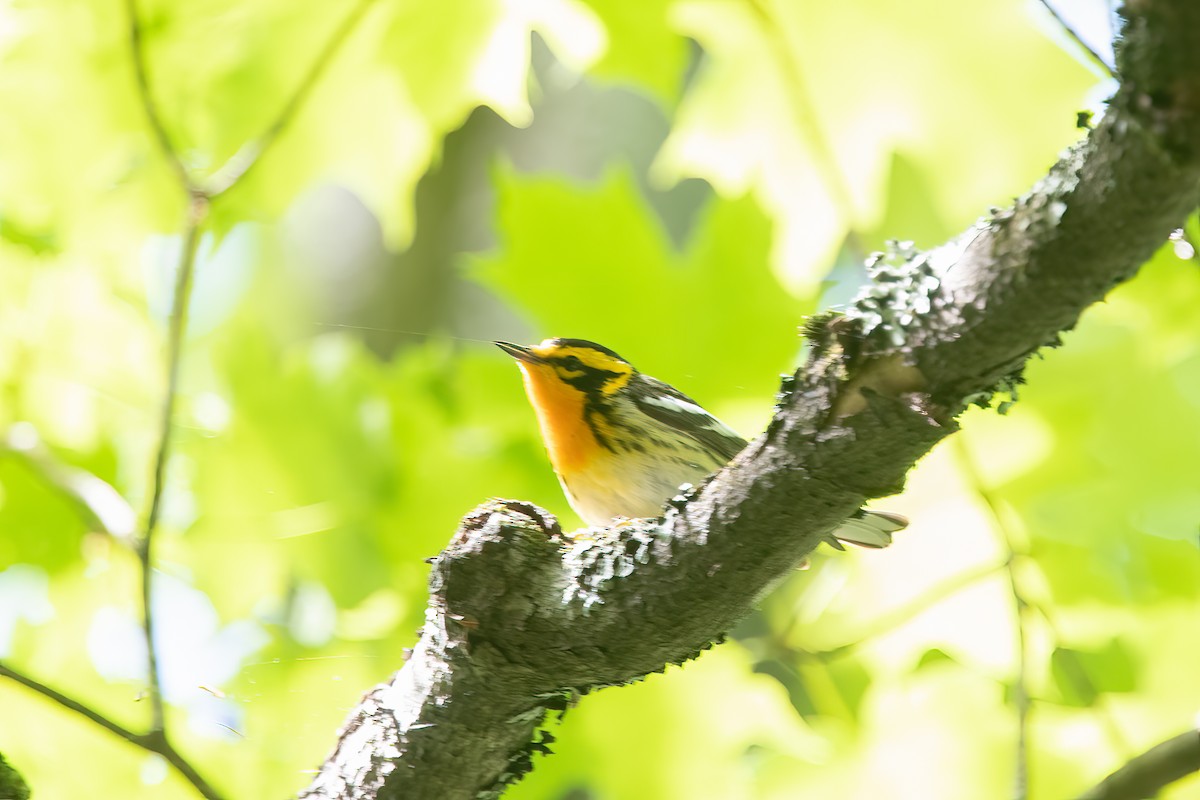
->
xmin=497 ymin=338 xmax=906 ymax=548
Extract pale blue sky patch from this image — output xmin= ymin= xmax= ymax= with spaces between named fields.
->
xmin=0 ymin=564 xmax=54 ymax=657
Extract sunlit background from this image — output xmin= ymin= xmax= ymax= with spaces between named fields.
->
xmin=1 ymin=0 xmax=1197 ymax=797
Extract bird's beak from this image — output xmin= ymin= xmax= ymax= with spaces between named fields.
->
xmin=495 ymin=341 xmax=545 ymax=365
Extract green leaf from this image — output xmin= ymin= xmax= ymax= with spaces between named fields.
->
xmin=1050 ymin=640 xmax=1137 ymax=708
xmin=657 ymin=0 xmax=1097 ymax=285
xmin=580 ymin=0 xmax=688 ymax=104
xmin=0 ymin=460 xmax=91 ymax=574
xmin=915 ymin=647 xmax=959 ymax=671
xmin=1003 ymin=249 xmax=1200 ymax=603
xmin=473 ymin=164 xmax=811 ymax=427
xmin=0 ymin=752 xmax=31 ymax=800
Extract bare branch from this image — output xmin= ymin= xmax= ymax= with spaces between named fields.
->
xmin=126 ymin=0 xmax=376 ymax=202
xmin=0 ymin=661 xmax=225 ymax=800
xmin=0 ymin=661 xmax=145 ymax=746
xmin=124 ymin=0 xmax=373 ymax=745
xmin=103 ymin=1 xmax=378 ymax=793
xmin=124 ymin=0 xmax=197 ymax=194
xmin=139 ymin=198 xmax=206 ymax=734
xmin=7 ymin=2 xmax=386 ymax=798
xmin=1075 ymin=730 xmax=1200 ymax=800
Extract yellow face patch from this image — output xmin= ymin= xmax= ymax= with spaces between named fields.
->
xmin=528 ymin=340 xmax=633 ymax=395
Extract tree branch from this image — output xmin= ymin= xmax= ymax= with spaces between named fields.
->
xmin=0 ymin=661 xmax=148 ymax=747
xmin=303 ymin=2 xmax=1200 ymax=796
xmin=0 ymin=5 xmax=394 ymax=800
xmin=1075 ymin=729 xmax=1200 ymax=800
xmin=0 ymin=662 xmax=225 ymax=800
xmin=122 ymin=0 xmax=375 ymax=737
xmin=126 ymin=0 xmax=375 ymax=200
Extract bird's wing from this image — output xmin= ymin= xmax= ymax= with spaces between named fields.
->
xmin=631 ymin=377 xmax=908 ymax=549
xmin=629 ymin=376 xmax=748 ymax=462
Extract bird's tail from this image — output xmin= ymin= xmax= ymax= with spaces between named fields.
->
xmin=827 ymin=509 xmax=908 ymax=550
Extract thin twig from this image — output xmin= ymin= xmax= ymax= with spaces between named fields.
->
xmin=140 ymin=198 xmax=206 ymax=735
xmin=0 ymin=661 xmax=225 ymax=800
xmin=956 ymin=438 xmax=1031 ymax=800
xmin=153 ymin=738 xmax=226 ymax=800
xmin=0 ymin=661 xmax=145 ymax=746
xmin=125 ymin=0 xmax=206 ymax=744
xmin=124 ymin=0 xmax=197 ymax=193
xmin=80 ymin=1 xmax=384 ymax=797
xmin=1035 ymin=0 xmax=1117 ymax=78
xmin=116 ymin=0 xmax=375 ymax=792
xmin=205 ymin=0 xmax=378 ymax=196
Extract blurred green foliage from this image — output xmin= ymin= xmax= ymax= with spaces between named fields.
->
xmin=1 ymin=0 xmax=1197 ymax=798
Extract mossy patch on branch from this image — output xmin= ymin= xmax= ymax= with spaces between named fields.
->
xmin=848 ymin=240 xmax=944 ymax=352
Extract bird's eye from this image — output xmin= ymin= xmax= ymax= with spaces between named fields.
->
xmin=562 ymin=355 xmax=583 ymax=372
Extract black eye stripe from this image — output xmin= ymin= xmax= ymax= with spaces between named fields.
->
xmin=558 ymin=365 xmax=620 ymax=394
xmin=561 ymin=355 xmax=584 ymax=371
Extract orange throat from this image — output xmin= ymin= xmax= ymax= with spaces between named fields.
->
xmin=519 ymin=363 xmax=602 ymax=473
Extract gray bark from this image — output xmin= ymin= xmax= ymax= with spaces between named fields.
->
xmin=302 ymin=1 xmax=1200 ymax=797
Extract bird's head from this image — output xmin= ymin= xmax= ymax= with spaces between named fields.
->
xmin=495 ymin=338 xmax=635 ymax=398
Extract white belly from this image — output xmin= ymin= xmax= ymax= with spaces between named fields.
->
xmin=561 ymin=448 xmax=720 ymax=527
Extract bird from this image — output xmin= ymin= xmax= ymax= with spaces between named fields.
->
xmin=496 ymin=337 xmax=906 ymax=548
